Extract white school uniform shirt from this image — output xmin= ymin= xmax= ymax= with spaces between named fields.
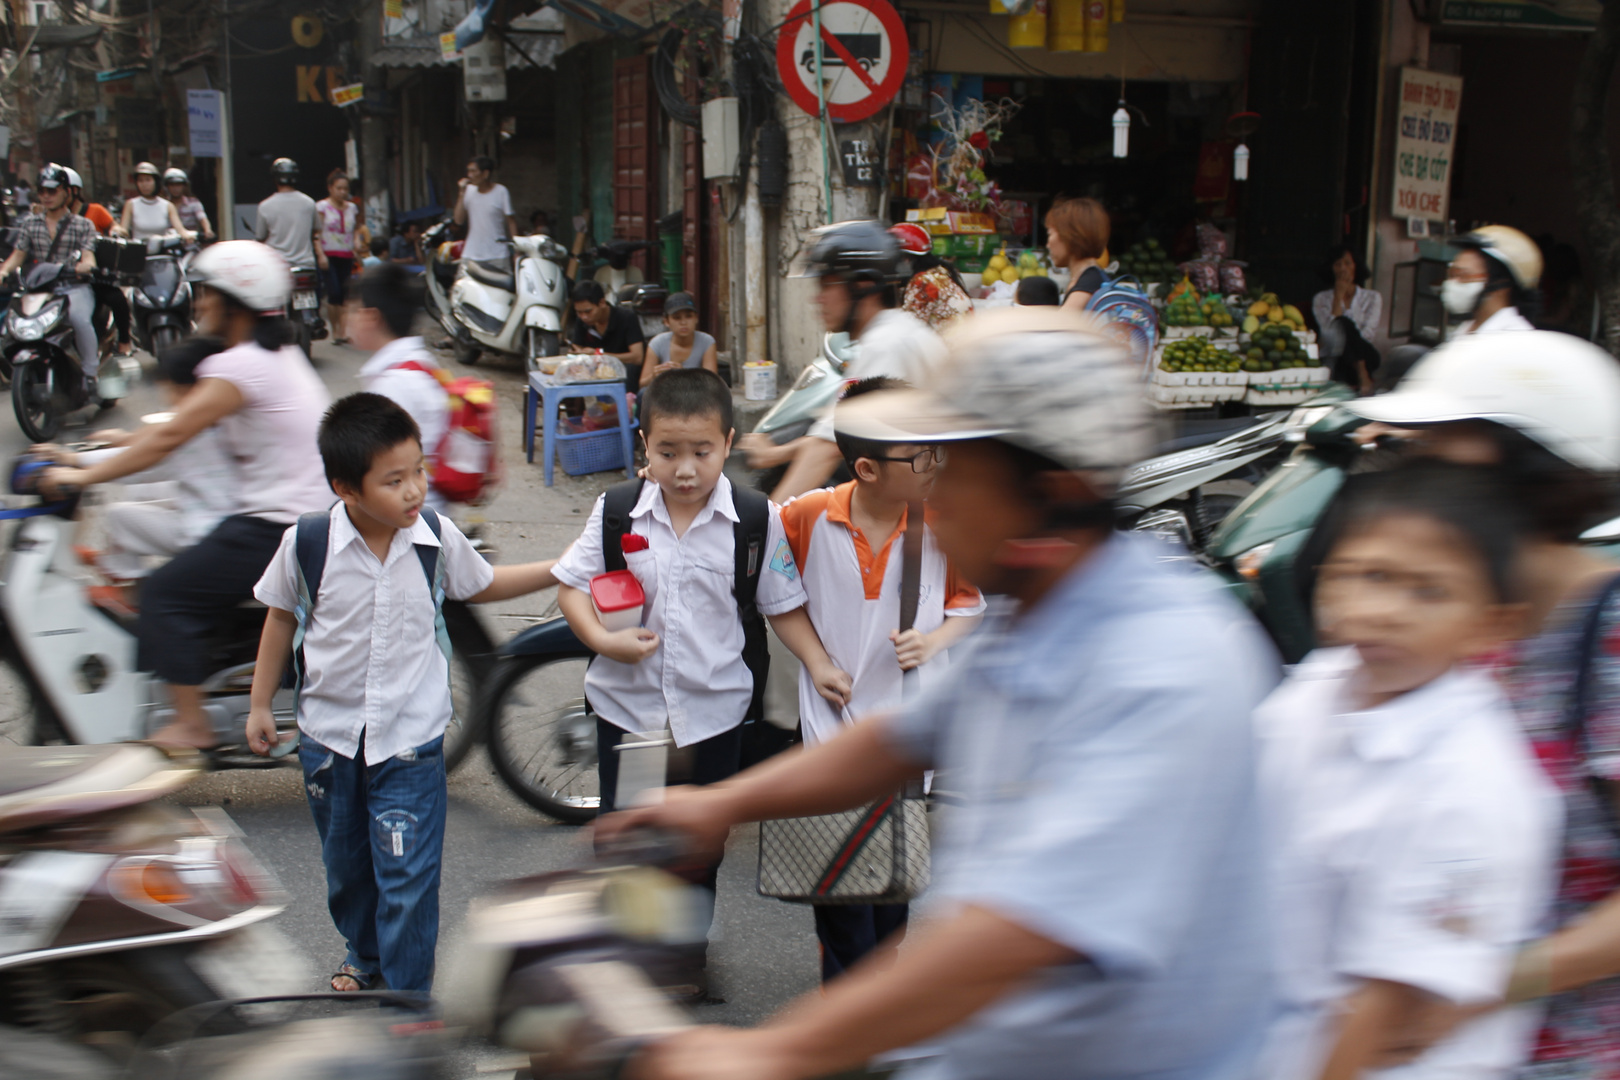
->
xmin=778 ymin=482 xmax=984 ymax=745
xmin=359 ymin=336 xmax=449 ymax=512
xmin=1256 ymin=647 xmax=1561 ymax=1080
xmin=254 ymin=503 xmax=494 ymax=764
xmin=551 ymin=475 xmax=808 ymax=747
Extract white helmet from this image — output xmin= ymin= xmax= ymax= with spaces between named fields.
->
xmin=186 ymin=241 xmax=292 ymax=315
xmin=61 ymin=166 xmax=82 ymax=192
xmin=1350 ymin=330 xmax=1620 ymax=472
xmin=1455 ymin=225 xmax=1543 ymax=291
xmin=162 ymin=167 xmax=188 ymax=186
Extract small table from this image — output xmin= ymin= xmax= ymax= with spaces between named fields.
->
xmin=524 ymin=373 xmax=636 ymax=487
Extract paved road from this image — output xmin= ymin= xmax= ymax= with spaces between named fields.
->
xmin=2 ymin=336 xmax=821 ymax=1069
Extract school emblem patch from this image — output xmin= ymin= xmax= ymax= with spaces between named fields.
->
xmin=768 ymin=538 xmax=798 ymax=580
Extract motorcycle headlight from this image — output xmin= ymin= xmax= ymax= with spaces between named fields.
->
xmin=789 ymin=364 xmax=828 ymax=392
xmin=134 ymin=289 xmax=158 ymax=308
xmin=8 ymin=299 xmax=64 ymax=340
xmin=1233 ymin=541 xmax=1277 ymax=581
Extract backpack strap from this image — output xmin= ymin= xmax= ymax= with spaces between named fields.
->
xmin=1569 ymin=572 xmax=1620 ymax=837
xmin=290 ymin=509 xmax=333 ymax=704
xmin=394 ymin=358 xmax=453 ymax=388
xmin=600 ymin=478 xmax=645 ymax=573
xmin=416 ymin=506 xmax=453 ymax=669
xmin=731 ymin=485 xmax=772 ymax=722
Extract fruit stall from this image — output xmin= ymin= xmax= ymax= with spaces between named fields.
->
xmin=1150 ymin=282 xmax=1329 ymax=411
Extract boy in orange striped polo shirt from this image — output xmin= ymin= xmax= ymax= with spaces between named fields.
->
xmin=778 ymin=377 xmax=985 ymax=981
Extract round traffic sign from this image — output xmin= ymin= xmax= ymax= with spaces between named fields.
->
xmin=776 ymin=0 xmax=909 ymax=124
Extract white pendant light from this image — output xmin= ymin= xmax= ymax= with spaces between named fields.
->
xmin=1233 ymin=142 xmax=1250 ymax=181
xmin=1112 ymin=101 xmax=1130 ymax=158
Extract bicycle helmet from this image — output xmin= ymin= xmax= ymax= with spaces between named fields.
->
xmin=61 ymin=166 xmax=82 ymax=193
xmin=162 ymin=167 xmax=188 ymax=187
xmin=795 ymin=220 xmax=903 ymax=285
xmin=36 ymin=163 xmax=69 ymax=191
xmin=890 ymin=222 xmax=933 ymax=257
xmin=186 ymin=240 xmax=292 ymax=315
xmin=1350 ymin=329 xmax=1620 ymax=472
xmin=271 ymin=157 xmax=299 ymax=185
xmin=1454 ymin=225 xmax=1543 ymax=291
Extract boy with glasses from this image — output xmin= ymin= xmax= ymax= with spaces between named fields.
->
xmin=778 ymin=376 xmax=985 ymax=981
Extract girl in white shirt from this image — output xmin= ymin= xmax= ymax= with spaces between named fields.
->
xmin=1257 ymin=460 xmax=1561 ymax=1080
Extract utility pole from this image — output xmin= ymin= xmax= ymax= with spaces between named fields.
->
xmin=6 ymin=0 xmax=39 ymax=177
xmin=358 ymin=0 xmax=389 ymax=238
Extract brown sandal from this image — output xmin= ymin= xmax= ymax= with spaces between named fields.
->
xmin=330 ymin=962 xmax=377 ymax=991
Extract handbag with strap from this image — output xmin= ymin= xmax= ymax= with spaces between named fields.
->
xmin=757 ymin=502 xmax=931 ymax=905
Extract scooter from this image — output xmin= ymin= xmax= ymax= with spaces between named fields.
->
xmin=3 ymin=263 xmax=136 ymax=442
xmin=128 ymin=234 xmax=193 ymax=357
xmin=0 ymin=453 xmax=495 ymax=769
xmin=287 ymin=265 xmax=326 ymax=360
xmin=734 ymin=331 xmax=856 ymax=494
xmin=0 ymin=742 xmax=305 ymax=1053
xmin=443 ymin=233 xmax=571 ymax=372
xmin=582 ymin=240 xmax=668 ymax=341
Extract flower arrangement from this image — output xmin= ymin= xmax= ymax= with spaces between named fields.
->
xmin=923 ymin=93 xmax=1021 ymax=213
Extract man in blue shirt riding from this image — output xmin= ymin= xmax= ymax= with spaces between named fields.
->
xmin=603 ymin=306 xmax=1280 ymax=1080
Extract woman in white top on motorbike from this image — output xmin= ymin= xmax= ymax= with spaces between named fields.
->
xmin=41 ymin=241 xmax=332 ymax=752
xmin=116 ymin=162 xmax=195 ymax=243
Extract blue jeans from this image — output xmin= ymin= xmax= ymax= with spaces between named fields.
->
xmin=299 ymin=731 xmax=447 ymax=993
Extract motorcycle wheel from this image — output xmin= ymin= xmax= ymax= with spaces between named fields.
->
xmin=151 ymin=325 xmax=181 ymax=355
xmin=12 ymin=358 xmax=62 ymax=442
xmin=453 ymin=338 xmax=480 ymax=366
xmin=296 ymin=321 xmax=313 ymax=361
xmin=442 ymin=601 xmax=496 ymax=773
xmin=0 ymin=635 xmax=58 ymax=746
xmin=525 ymin=326 xmax=559 ymax=376
xmin=7 ymin=949 xmax=221 ymax=1060
xmin=483 ymin=654 xmax=600 ymax=824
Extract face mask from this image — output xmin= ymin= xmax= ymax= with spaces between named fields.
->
xmin=1441 ymin=278 xmax=1485 ymax=316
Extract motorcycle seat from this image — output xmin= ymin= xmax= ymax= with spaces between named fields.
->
xmin=0 ymin=744 xmax=197 ymax=832
xmin=465 ymin=258 xmax=515 ymax=292
xmin=1151 ymin=416 xmax=1265 ymax=457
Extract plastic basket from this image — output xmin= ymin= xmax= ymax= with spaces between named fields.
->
xmin=555 ymin=420 xmax=638 ymax=476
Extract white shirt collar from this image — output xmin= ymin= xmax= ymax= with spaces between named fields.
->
xmin=1463 ymin=307 xmax=1536 ymax=335
xmin=630 ymin=472 xmax=739 ymax=530
xmin=328 ymin=501 xmax=443 ymax=559
xmin=1309 ymin=649 xmax=1490 ymax=763
xmin=358 ymin=337 xmax=431 ymax=380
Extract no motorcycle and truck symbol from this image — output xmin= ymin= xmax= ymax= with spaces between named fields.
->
xmin=802 ymin=33 xmax=881 ymax=72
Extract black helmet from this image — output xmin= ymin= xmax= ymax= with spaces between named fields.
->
xmin=37 ymin=163 xmax=70 ymax=191
xmin=796 ymin=220 xmax=902 ymax=286
xmin=271 ymin=157 xmax=299 ymax=184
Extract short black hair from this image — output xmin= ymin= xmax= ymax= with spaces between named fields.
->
xmin=1014 ymin=276 xmax=1061 ymax=306
xmin=1484 ymin=422 xmax=1616 ymax=542
xmin=571 ymin=279 xmax=606 ymax=305
xmin=402 ymin=219 xmax=423 ymax=234
xmin=833 ymin=376 xmax=909 ymax=472
xmin=469 ymin=155 xmax=495 ymax=174
xmin=318 ymin=392 xmax=422 ymax=493
xmin=369 ymin=236 xmax=388 ymax=257
xmin=640 ymin=367 xmax=732 ymax=438
xmin=155 ymin=335 xmax=225 ymax=386
xmin=1303 ymin=459 xmax=1526 ymax=606
xmin=359 ymin=261 xmax=424 ymax=339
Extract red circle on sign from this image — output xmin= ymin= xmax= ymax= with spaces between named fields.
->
xmin=776 ymin=0 xmax=909 ymax=124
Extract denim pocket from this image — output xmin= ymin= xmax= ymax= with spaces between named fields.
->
xmin=299 ymin=739 xmax=335 ymax=800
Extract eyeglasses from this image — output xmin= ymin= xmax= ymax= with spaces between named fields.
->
xmin=871 ymin=447 xmax=947 ymax=473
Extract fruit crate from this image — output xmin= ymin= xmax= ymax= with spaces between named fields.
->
xmin=1150 ymin=369 xmax=1247 ymax=406
xmin=1244 ymin=367 xmax=1333 ymax=407
xmin=1161 ymin=325 xmax=1214 ymax=340
xmin=555 ymin=419 xmax=639 ymax=476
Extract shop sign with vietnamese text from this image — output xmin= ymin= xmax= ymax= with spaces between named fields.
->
xmin=1391 ymin=67 xmax=1462 ymax=224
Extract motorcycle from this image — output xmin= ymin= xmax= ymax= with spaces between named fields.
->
xmin=128 ymin=235 xmax=193 ymax=357
xmin=581 ymin=240 xmax=668 ymax=341
xmin=0 ymin=742 xmax=305 ymax=1054
xmin=4 ymin=262 xmax=135 ymax=442
xmin=288 ymin=265 xmax=327 ymax=360
xmin=0 ymin=453 xmax=495 ymax=771
xmin=434 ymin=229 xmax=570 ymax=372
xmin=732 ymin=331 xmax=856 ymax=494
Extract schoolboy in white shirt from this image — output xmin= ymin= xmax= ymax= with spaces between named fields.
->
xmin=245 ymin=393 xmax=559 ymax=996
xmin=553 ymin=370 xmax=850 ymax=986
xmin=1255 ymin=461 xmax=1560 ymax=1080
xmin=779 ymin=376 xmax=985 ymax=981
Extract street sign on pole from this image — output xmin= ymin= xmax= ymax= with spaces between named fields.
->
xmin=186 ymin=89 xmax=223 ymax=158
xmin=776 ymin=0 xmax=908 ymax=124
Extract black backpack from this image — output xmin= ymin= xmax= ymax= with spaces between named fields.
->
xmin=599 ymin=479 xmax=772 ymax=724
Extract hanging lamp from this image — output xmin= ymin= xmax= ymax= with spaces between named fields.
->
xmin=1225 ymin=111 xmax=1260 ymax=183
xmin=1233 ymin=143 xmax=1250 ymax=180
xmin=1112 ymin=102 xmax=1130 ymax=158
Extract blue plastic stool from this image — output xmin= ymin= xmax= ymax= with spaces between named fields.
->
xmin=525 ymin=374 xmax=636 ymax=486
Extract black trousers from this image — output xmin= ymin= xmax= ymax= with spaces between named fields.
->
xmin=814 ymin=903 xmax=910 ymax=983
xmin=596 ymin=717 xmax=743 ymax=945
xmin=138 ymin=514 xmax=289 ymax=685
xmin=92 ymin=282 xmax=130 ymax=344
